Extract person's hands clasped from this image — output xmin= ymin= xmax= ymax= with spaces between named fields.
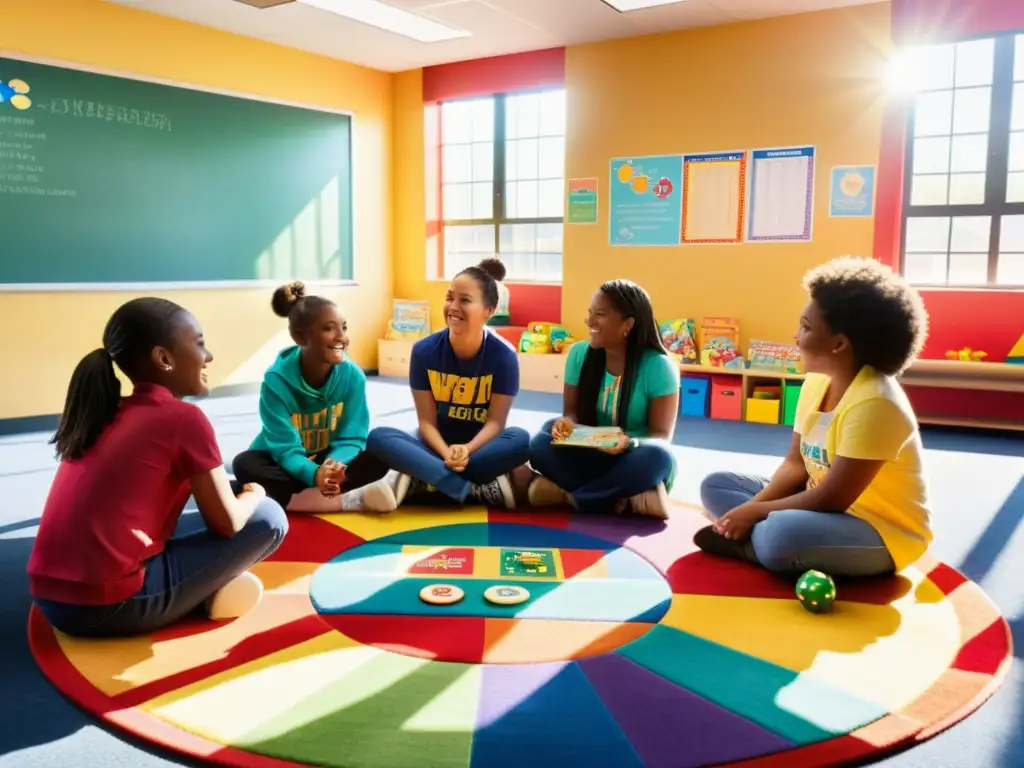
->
xmin=713 ymin=501 xmax=768 ymax=540
xmin=241 ymin=482 xmax=266 ymax=500
xmin=315 ymin=459 xmax=346 ymax=497
xmin=445 ymin=444 xmax=469 ymax=472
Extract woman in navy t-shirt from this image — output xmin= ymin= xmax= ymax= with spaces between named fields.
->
xmin=367 ymin=259 xmax=529 ymax=508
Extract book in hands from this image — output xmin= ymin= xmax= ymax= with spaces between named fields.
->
xmin=552 ymin=425 xmax=624 ymax=449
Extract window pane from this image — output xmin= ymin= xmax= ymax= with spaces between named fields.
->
xmin=538 ymin=179 xmax=563 ymax=217
xmin=471 ymin=99 xmax=494 ymax=143
xmin=953 ymin=87 xmax=991 ymax=134
xmin=498 ymin=222 xmax=563 ymax=281
xmin=538 ymin=90 xmax=566 ymax=137
xmin=516 ymin=180 xmax=539 ymax=218
xmin=914 ymin=44 xmax=955 ymax=91
xmin=1012 ymin=84 xmax=1024 ymax=130
xmin=954 ymin=39 xmax=994 ymax=87
xmin=1009 ymin=132 xmax=1024 ymax=172
xmin=442 ymin=144 xmax=472 ymax=183
xmin=904 ymin=252 xmax=948 ymax=284
xmin=948 ymin=253 xmax=989 ymax=285
xmin=471 ymin=142 xmax=493 ymax=182
xmin=536 ymin=221 xmax=563 ymax=253
xmin=444 ymin=224 xmax=494 ymax=278
xmin=515 ymin=138 xmax=538 ymax=180
xmin=950 ymin=216 xmax=990 ymax=252
xmin=950 ymin=134 xmax=987 ymax=173
xmin=910 ymin=174 xmax=948 ymax=206
xmin=905 ymin=217 xmax=950 ymax=252
xmin=997 ymin=253 xmax=1024 ymax=284
xmin=1008 ymin=171 xmax=1024 ymax=202
xmin=914 ymin=90 xmax=953 ymax=137
xmin=443 ymin=183 xmax=473 ymax=219
xmin=1016 ymin=35 xmax=1024 ymax=82
xmin=507 ymin=92 xmax=541 ymax=140
xmin=948 ymin=173 xmax=986 ymax=204
xmin=538 ymin=137 xmax=565 ymax=179
xmin=1001 ymin=215 xmax=1024 ymax=250
xmin=471 ymin=182 xmax=493 ymax=219
xmin=505 ymin=181 xmax=518 ymax=218
xmin=913 ymin=137 xmax=950 ymax=174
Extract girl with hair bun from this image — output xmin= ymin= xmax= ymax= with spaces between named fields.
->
xmin=232 ymin=282 xmax=398 ymax=513
xmin=367 ymin=258 xmax=530 ymax=509
xmin=28 ymin=298 xmax=288 ymax=637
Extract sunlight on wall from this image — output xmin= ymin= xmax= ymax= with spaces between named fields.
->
xmin=256 ymin=176 xmax=343 ymax=282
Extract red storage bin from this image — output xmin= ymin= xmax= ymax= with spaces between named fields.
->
xmin=710 ymin=374 xmax=743 ymax=420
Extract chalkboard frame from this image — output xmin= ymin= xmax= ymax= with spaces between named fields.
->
xmin=0 ymin=52 xmax=360 ymax=292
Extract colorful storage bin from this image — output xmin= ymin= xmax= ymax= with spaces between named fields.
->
xmin=746 ymin=385 xmax=781 ymax=424
xmin=782 ymin=380 xmax=803 ymax=426
xmin=680 ymin=374 xmax=710 ymax=418
xmin=710 ymin=374 xmax=743 ymax=420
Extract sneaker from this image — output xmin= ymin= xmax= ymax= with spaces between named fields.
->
xmin=342 ymin=479 xmax=398 ymax=513
xmin=693 ymin=525 xmax=759 ymax=565
xmin=206 ymin=572 xmax=264 ymax=620
xmin=468 ymin=474 xmax=515 ymax=509
xmin=627 ymin=483 xmax=671 ymax=519
xmin=527 ymin=476 xmax=573 ymax=508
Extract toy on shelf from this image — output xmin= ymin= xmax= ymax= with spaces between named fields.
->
xmin=660 ymin=318 xmax=697 ymax=363
xmin=1006 ymin=332 xmax=1024 ymax=365
xmin=699 ymin=316 xmax=743 ymax=369
xmin=747 ymin=339 xmax=803 ymax=373
xmin=385 ymin=299 xmax=430 ymax=341
xmin=518 ymin=322 xmax=572 ymax=354
xmin=945 ymin=347 xmax=988 ymax=362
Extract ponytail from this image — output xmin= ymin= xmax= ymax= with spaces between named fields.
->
xmin=50 ymin=349 xmax=122 ymax=460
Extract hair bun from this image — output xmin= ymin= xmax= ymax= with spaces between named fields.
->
xmin=476 ymin=257 xmax=506 ymax=283
xmin=271 ymin=281 xmax=307 ymax=317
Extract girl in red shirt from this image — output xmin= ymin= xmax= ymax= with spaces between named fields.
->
xmin=27 ymin=298 xmax=289 ymax=637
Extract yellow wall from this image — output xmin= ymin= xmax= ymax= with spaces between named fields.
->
xmin=0 ymin=0 xmax=393 ymax=419
xmin=393 ymin=3 xmax=893 ymax=348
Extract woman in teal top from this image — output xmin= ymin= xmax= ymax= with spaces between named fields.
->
xmin=527 ymin=279 xmax=680 ymax=519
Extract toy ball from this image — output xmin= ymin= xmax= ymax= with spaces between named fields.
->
xmin=795 ymin=570 xmax=836 ymax=614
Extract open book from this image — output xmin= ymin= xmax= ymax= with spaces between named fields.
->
xmin=552 ymin=425 xmax=624 ymax=449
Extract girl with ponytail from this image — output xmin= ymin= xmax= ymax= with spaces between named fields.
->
xmin=28 ymin=298 xmax=289 ymax=637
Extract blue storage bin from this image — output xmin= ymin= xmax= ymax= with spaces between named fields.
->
xmin=680 ymin=374 xmax=710 ymax=418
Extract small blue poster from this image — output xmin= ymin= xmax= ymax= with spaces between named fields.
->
xmin=609 ymin=155 xmax=683 ymax=246
xmin=829 ymin=165 xmax=876 ymax=217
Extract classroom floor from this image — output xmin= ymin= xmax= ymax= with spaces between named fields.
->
xmin=1 ymin=376 xmax=1021 ymax=768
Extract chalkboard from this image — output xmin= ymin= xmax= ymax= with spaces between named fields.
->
xmin=0 ymin=56 xmax=353 ymax=289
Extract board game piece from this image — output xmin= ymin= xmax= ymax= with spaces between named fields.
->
xmin=500 ymin=548 xmax=555 ymax=577
xmin=419 ymin=583 xmax=465 ymax=605
xmin=484 ymin=585 xmax=530 ymax=605
xmin=795 ymin=570 xmax=836 ymax=613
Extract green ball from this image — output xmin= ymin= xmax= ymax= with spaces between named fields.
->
xmin=795 ymin=570 xmax=836 ymax=613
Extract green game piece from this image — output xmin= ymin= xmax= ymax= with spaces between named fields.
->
xmin=795 ymin=570 xmax=836 ymax=613
xmin=500 ymin=548 xmax=556 ymax=578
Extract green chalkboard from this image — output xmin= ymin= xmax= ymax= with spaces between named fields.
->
xmin=0 ymin=56 xmax=353 ymax=288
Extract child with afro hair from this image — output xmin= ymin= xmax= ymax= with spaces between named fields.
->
xmin=695 ymin=256 xmax=932 ymax=577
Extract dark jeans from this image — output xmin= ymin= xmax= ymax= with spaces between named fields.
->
xmin=529 ymin=417 xmax=675 ymax=513
xmin=231 ymin=449 xmax=390 ymax=509
xmin=365 ymin=425 xmax=530 ymax=502
xmin=34 ymin=493 xmax=288 ymax=638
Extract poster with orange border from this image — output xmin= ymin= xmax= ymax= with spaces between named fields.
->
xmin=681 ymin=151 xmax=747 ymax=245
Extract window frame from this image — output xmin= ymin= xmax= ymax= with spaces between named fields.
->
xmin=900 ymin=30 xmax=1024 ymax=288
xmin=439 ymin=87 xmax=565 ymax=282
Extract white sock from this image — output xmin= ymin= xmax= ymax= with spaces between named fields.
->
xmin=342 ymin=478 xmax=398 ymax=513
xmin=206 ymin=572 xmax=263 ymax=620
xmin=286 ymin=487 xmax=342 ymax=513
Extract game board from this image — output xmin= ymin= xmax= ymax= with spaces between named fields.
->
xmin=29 ymin=502 xmax=1012 ymax=768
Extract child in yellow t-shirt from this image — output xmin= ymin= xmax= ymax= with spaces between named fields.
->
xmin=694 ymin=257 xmax=932 ymax=576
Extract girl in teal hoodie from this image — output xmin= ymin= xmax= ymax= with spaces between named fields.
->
xmin=232 ymin=282 xmax=398 ymax=513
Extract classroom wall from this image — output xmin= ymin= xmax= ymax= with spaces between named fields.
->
xmin=0 ymin=0 xmax=393 ymax=420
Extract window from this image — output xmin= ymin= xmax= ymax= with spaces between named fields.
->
xmin=440 ymin=89 xmax=566 ymax=282
xmin=901 ymin=34 xmax=1024 ymax=286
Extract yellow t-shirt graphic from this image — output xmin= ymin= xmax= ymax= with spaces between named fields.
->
xmin=794 ymin=366 xmax=932 ymax=572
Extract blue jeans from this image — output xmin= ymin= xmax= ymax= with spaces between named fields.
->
xmin=529 ymin=418 xmax=675 ymax=514
xmin=34 ymin=495 xmax=288 ymax=638
xmin=699 ymin=471 xmax=896 ymax=576
xmin=365 ymin=425 xmax=530 ymax=502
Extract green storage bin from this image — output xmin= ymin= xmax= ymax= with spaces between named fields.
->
xmin=782 ymin=380 xmax=803 ymax=426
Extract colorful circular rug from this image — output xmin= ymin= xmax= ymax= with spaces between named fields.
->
xmin=29 ymin=502 xmax=1012 ymax=768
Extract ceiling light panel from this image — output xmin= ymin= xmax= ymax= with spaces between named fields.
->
xmin=601 ymin=0 xmax=692 ymax=11
xmin=297 ymin=0 xmax=471 ymax=43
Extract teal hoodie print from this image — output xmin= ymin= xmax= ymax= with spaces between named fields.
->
xmin=249 ymin=346 xmax=371 ymax=487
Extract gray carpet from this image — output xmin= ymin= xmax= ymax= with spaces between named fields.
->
xmin=1 ymin=376 xmax=1021 ymax=767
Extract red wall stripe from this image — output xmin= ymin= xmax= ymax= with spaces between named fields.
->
xmin=422 ymin=47 xmax=565 ymax=103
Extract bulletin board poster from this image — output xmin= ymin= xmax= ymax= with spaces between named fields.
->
xmin=829 ymin=165 xmax=876 ymax=217
xmin=609 ymin=155 xmax=683 ymax=246
xmin=746 ymin=145 xmax=815 ymax=242
xmin=567 ymin=178 xmax=599 ymax=224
